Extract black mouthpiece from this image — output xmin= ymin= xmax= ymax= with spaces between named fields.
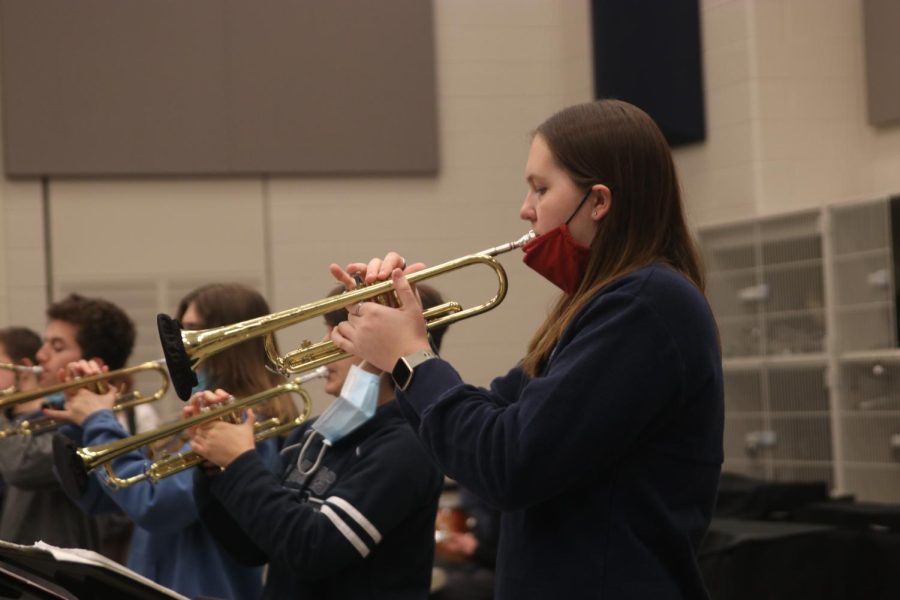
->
xmin=157 ymin=313 xmax=197 ymax=400
xmin=53 ymin=433 xmax=90 ymax=498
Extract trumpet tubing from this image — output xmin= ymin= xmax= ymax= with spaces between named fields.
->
xmin=265 ymin=301 xmax=464 ymax=376
xmin=0 ymin=389 xmax=147 ymax=439
xmin=104 ymin=413 xmax=307 ymax=488
xmin=54 ymin=367 xmax=324 ymax=495
xmin=158 ymin=232 xmax=536 ymax=398
xmin=0 ymin=360 xmax=170 ymax=412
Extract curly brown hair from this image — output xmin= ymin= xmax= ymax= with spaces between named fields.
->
xmin=47 ymin=294 xmax=135 ymax=370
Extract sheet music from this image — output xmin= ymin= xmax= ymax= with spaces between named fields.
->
xmin=0 ymin=540 xmax=189 ymax=599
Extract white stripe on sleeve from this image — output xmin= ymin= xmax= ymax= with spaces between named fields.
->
xmin=320 ymin=505 xmax=370 ymax=557
xmin=326 ymin=496 xmax=383 ymax=544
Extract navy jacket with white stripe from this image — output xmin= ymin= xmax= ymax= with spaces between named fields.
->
xmin=194 ymin=400 xmax=442 ymax=600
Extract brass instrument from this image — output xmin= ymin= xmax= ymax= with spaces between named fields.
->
xmin=158 ymin=232 xmax=536 ymax=399
xmin=0 ymin=363 xmax=42 ymax=397
xmin=0 ymin=360 xmax=170 ymax=437
xmin=54 ymin=367 xmax=324 ymax=496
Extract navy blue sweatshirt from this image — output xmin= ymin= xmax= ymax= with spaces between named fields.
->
xmin=397 ymin=264 xmax=724 ymax=599
xmin=194 ymin=400 xmax=443 ymax=600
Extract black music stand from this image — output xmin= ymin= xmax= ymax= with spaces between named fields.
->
xmin=0 ymin=541 xmax=187 ymax=600
xmin=0 ymin=559 xmax=75 ymax=599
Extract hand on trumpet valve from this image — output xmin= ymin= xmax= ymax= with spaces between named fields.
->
xmin=43 ymin=360 xmax=117 ymax=426
xmin=330 ymin=251 xmax=423 ymax=288
xmin=330 ymin=268 xmax=432 ymax=372
xmin=189 ymin=407 xmax=256 ymax=469
xmin=182 ymin=389 xmax=231 ymax=421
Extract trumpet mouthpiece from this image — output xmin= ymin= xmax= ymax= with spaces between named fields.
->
xmin=479 ymin=231 xmax=537 ymax=257
xmin=296 ymin=366 xmax=329 ymax=384
xmin=517 ymin=230 xmax=537 ymax=246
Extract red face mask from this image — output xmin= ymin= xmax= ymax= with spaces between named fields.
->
xmin=522 ymin=223 xmax=591 ymax=295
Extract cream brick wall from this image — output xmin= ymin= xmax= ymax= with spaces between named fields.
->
xmin=676 ymin=0 xmax=900 ymax=227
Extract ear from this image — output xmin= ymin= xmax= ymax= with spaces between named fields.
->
xmin=589 ymin=184 xmax=612 ymax=222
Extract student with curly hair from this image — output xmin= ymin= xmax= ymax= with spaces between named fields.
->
xmin=0 ymin=294 xmax=136 ymax=554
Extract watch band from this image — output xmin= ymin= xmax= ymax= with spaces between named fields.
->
xmin=392 ymin=350 xmax=437 ymax=391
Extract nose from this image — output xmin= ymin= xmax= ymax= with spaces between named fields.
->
xmin=35 ymin=343 xmax=49 ymax=365
xmin=519 ymin=193 xmax=535 ymax=223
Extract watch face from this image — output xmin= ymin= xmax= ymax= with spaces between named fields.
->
xmin=392 ymin=357 xmax=413 ymax=390
xmin=392 ymin=351 xmax=436 ymax=391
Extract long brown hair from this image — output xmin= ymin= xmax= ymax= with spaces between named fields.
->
xmin=521 ymin=100 xmax=704 ymax=377
xmin=176 ymin=283 xmax=298 ymax=422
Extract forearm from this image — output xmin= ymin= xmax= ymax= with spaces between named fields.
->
xmin=81 ymin=411 xmax=200 ymax=532
xmin=398 ymin=293 xmax=683 ymax=510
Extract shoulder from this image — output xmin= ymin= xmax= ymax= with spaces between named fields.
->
xmin=582 ymin=264 xmax=711 ymax=325
xmin=560 ymin=265 xmax=717 ymax=364
xmin=597 ymin=264 xmax=703 ymax=302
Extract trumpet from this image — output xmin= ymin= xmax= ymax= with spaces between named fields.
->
xmin=0 ymin=360 xmax=171 ymax=438
xmin=158 ymin=231 xmax=536 ymax=399
xmin=54 ymin=367 xmax=324 ymax=495
xmin=0 ymin=363 xmax=43 ymax=397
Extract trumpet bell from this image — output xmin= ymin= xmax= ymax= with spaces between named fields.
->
xmin=158 ymin=314 xmax=199 ymax=403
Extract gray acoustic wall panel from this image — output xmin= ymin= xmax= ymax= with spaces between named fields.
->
xmin=863 ymin=0 xmax=900 ymax=126
xmin=0 ymin=0 xmax=438 ymax=176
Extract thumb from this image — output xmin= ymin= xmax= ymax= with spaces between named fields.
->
xmin=244 ymin=409 xmax=257 ymax=427
xmin=392 ymin=269 xmax=420 ymax=311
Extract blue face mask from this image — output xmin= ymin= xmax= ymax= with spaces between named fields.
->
xmin=296 ymin=364 xmax=380 ymax=477
xmin=313 ymin=365 xmax=379 ymax=443
xmin=190 ymin=370 xmax=210 ymax=396
xmin=43 ymin=392 xmax=66 ymax=410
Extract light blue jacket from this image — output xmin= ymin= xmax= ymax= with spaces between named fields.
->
xmin=64 ymin=410 xmax=278 ymax=600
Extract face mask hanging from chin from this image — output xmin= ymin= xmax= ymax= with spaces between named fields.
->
xmin=522 ymin=189 xmax=594 ymax=295
xmin=296 ymin=364 xmax=380 ymax=477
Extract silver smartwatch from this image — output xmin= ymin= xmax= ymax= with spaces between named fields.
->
xmin=391 ymin=350 xmax=437 ymax=391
